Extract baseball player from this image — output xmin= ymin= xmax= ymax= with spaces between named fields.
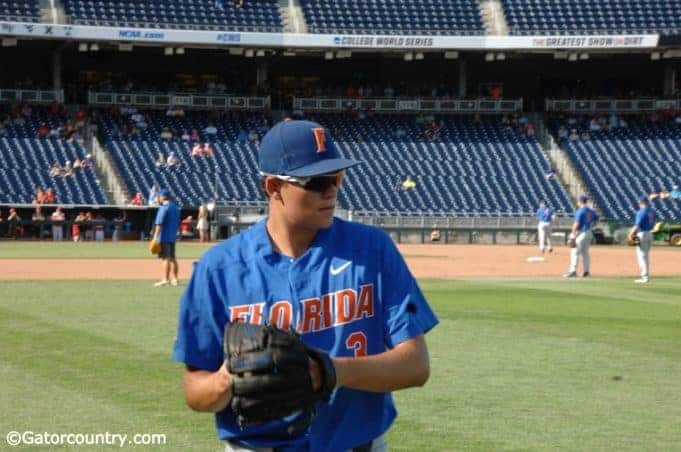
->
xmin=564 ymin=195 xmax=599 ymax=278
xmin=629 ymin=196 xmax=656 ymax=283
xmin=535 ymin=201 xmax=554 ymax=253
xmin=152 ymin=189 xmax=181 ymax=287
xmin=173 ymin=119 xmax=438 ymax=451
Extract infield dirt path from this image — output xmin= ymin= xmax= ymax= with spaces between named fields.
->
xmin=0 ymin=244 xmax=679 ymax=280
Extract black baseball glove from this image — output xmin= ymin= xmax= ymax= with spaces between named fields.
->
xmin=224 ymin=322 xmax=336 ymax=427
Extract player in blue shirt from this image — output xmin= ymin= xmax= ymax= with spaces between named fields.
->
xmin=153 ymin=189 xmax=181 ymax=287
xmin=173 ymin=120 xmax=438 ymax=452
xmin=564 ymin=195 xmax=599 ymax=278
xmin=628 ymin=196 xmax=657 ymax=283
xmin=535 ymin=201 xmax=554 ymax=253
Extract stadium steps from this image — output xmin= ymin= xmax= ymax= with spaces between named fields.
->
xmin=91 ymin=137 xmax=128 ymax=205
xmin=280 ymin=0 xmax=307 ymax=33
xmin=479 ymin=0 xmax=509 ymax=35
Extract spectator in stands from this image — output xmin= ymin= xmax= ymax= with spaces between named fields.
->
xmin=589 ymin=117 xmax=601 ymax=132
xmin=203 ymin=123 xmax=218 ymax=137
xmin=156 ymin=152 xmax=166 ymax=168
xmin=160 ymin=128 xmax=173 ymax=141
xmin=190 ymin=128 xmax=200 ymax=142
xmin=181 ymin=130 xmax=191 ymax=141
xmin=401 ymin=176 xmax=417 ymax=191
xmin=197 ymin=205 xmax=209 ymax=242
xmin=44 ymin=188 xmax=56 ymax=204
xmin=49 ymin=125 xmax=61 ymax=138
xmin=557 ymin=125 xmax=569 ymax=141
xmin=202 ymin=143 xmax=214 ymax=156
xmin=167 ymin=151 xmax=179 ymax=167
xmin=34 ymin=186 xmax=45 ymax=205
xmin=81 ymin=154 xmax=93 ymax=169
xmin=237 ymin=129 xmax=249 ymax=144
xmin=49 ymin=162 xmax=62 ymax=177
xmin=50 ymin=207 xmax=65 ymax=241
xmin=20 ymin=103 xmax=32 ymax=117
xmin=248 ymin=129 xmax=259 ymax=144
xmin=568 ymin=129 xmax=579 ymax=142
xmin=36 ymin=123 xmax=49 ymax=138
xmin=73 ymin=157 xmax=82 ymax=171
xmin=148 ymin=183 xmax=160 ymax=207
xmin=651 ymin=185 xmax=681 ymax=200
xmin=191 ymin=142 xmax=203 ymax=156
xmin=63 ymin=160 xmax=73 ymax=177
xmin=580 ymin=131 xmax=591 ymax=141
xmin=130 ymin=192 xmax=144 ymax=206
xmin=7 ymin=208 xmax=22 ymax=239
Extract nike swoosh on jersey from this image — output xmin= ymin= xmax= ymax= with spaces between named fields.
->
xmin=330 ymin=261 xmax=352 ymax=276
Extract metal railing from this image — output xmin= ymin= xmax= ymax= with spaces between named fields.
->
xmin=0 ymin=89 xmax=64 ymax=104
xmin=545 ymin=98 xmax=681 ymax=113
xmin=87 ymin=91 xmax=270 ymax=110
xmin=293 ymin=97 xmax=523 ymax=113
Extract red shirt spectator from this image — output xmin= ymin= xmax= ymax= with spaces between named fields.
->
xmin=180 ymin=216 xmax=194 ymax=236
xmin=130 ymin=192 xmax=144 ymax=206
xmin=36 ymin=124 xmax=49 ymax=138
xmin=44 ymin=188 xmax=56 ymax=204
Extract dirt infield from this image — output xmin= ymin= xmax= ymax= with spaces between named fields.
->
xmin=0 ymin=244 xmax=679 ymax=280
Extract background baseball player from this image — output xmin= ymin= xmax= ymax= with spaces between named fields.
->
xmin=564 ymin=195 xmax=599 ymax=278
xmin=535 ymin=201 xmax=554 ymax=253
xmin=173 ymin=119 xmax=438 ymax=451
xmin=629 ymin=196 xmax=656 ymax=283
xmin=152 ymin=189 xmax=181 ymax=287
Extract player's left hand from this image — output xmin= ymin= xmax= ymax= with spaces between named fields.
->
xmin=224 ymin=322 xmax=336 ymax=427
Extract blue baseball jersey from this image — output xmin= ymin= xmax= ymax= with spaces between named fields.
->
xmin=154 ymin=201 xmax=181 ymax=243
xmin=173 ymin=218 xmax=438 ymax=451
xmin=574 ymin=206 xmax=599 ymax=232
xmin=535 ymin=207 xmax=553 ymax=223
xmin=635 ymin=206 xmax=656 ymax=232
xmin=670 ymin=189 xmax=681 ymax=199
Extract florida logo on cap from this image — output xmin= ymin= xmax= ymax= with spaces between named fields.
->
xmin=312 ymin=127 xmax=326 ymax=154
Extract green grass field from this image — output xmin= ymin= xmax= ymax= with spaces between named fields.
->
xmin=1 ymin=272 xmax=680 ymax=450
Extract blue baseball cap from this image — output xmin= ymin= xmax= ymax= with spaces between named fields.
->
xmin=258 ymin=120 xmax=361 ymax=177
xmin=158 ymin=189 xmax=171 ymax=198
xmin=639 ymin=195 xmax=650 ymax=203
xmin=578 ymin=195 xmax=589 ymax=203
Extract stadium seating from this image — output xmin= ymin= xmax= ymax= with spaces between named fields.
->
xmin=0 ymin=0 xmax=40 ymax=22
xmin=558 ymin=122 xmax=681 ymax=220
xmin=0 ymin=137 xmax=107 ymax=204
xmin=502 ymin=0 xmax=681 ymax=35
xmin=0 ymin=106 xmax=107 ymax=204
xmin=99 ymin=110 xmax=572 ymax=216
xmin=62 ymin=0 xmax=283 ymax=32
xmin=299 ymin=0 xmax=485 ymax=35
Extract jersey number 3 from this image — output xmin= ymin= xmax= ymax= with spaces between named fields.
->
xmin=345 ymin=332 xmax=367 ymax=357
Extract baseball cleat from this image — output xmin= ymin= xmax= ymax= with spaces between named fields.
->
xmin=170 ymin=279 xmax=179 ymax=286
xmin=634 ymin=278 xmax=649 ymax=284
xmin=563 ymin=271 xmax=577 ymax=278
xmin=582 ymin=272 xmax=590 ymax=278
xmin=154 ymin=280 xmax=170 ymax=287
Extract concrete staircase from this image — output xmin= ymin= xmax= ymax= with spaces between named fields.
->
xmin=89 ymin=135 xmax=130 ymax=205
xmin=280 ymin=0 xmax=308 ymax=33
xmin=479 ymin=0 xmax=509 ymax=35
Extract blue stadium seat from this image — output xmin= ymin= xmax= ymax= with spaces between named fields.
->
xmin=299 ymin=0 xmax=485 ymax=35
xmin=62 ymin=0 xmax=283 ymax=32
xmin=503 ymin=0 xmax=681 ymax=35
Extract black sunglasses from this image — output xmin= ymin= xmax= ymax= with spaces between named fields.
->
xmin=275 ymin=172 xmax=342 ymax=193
